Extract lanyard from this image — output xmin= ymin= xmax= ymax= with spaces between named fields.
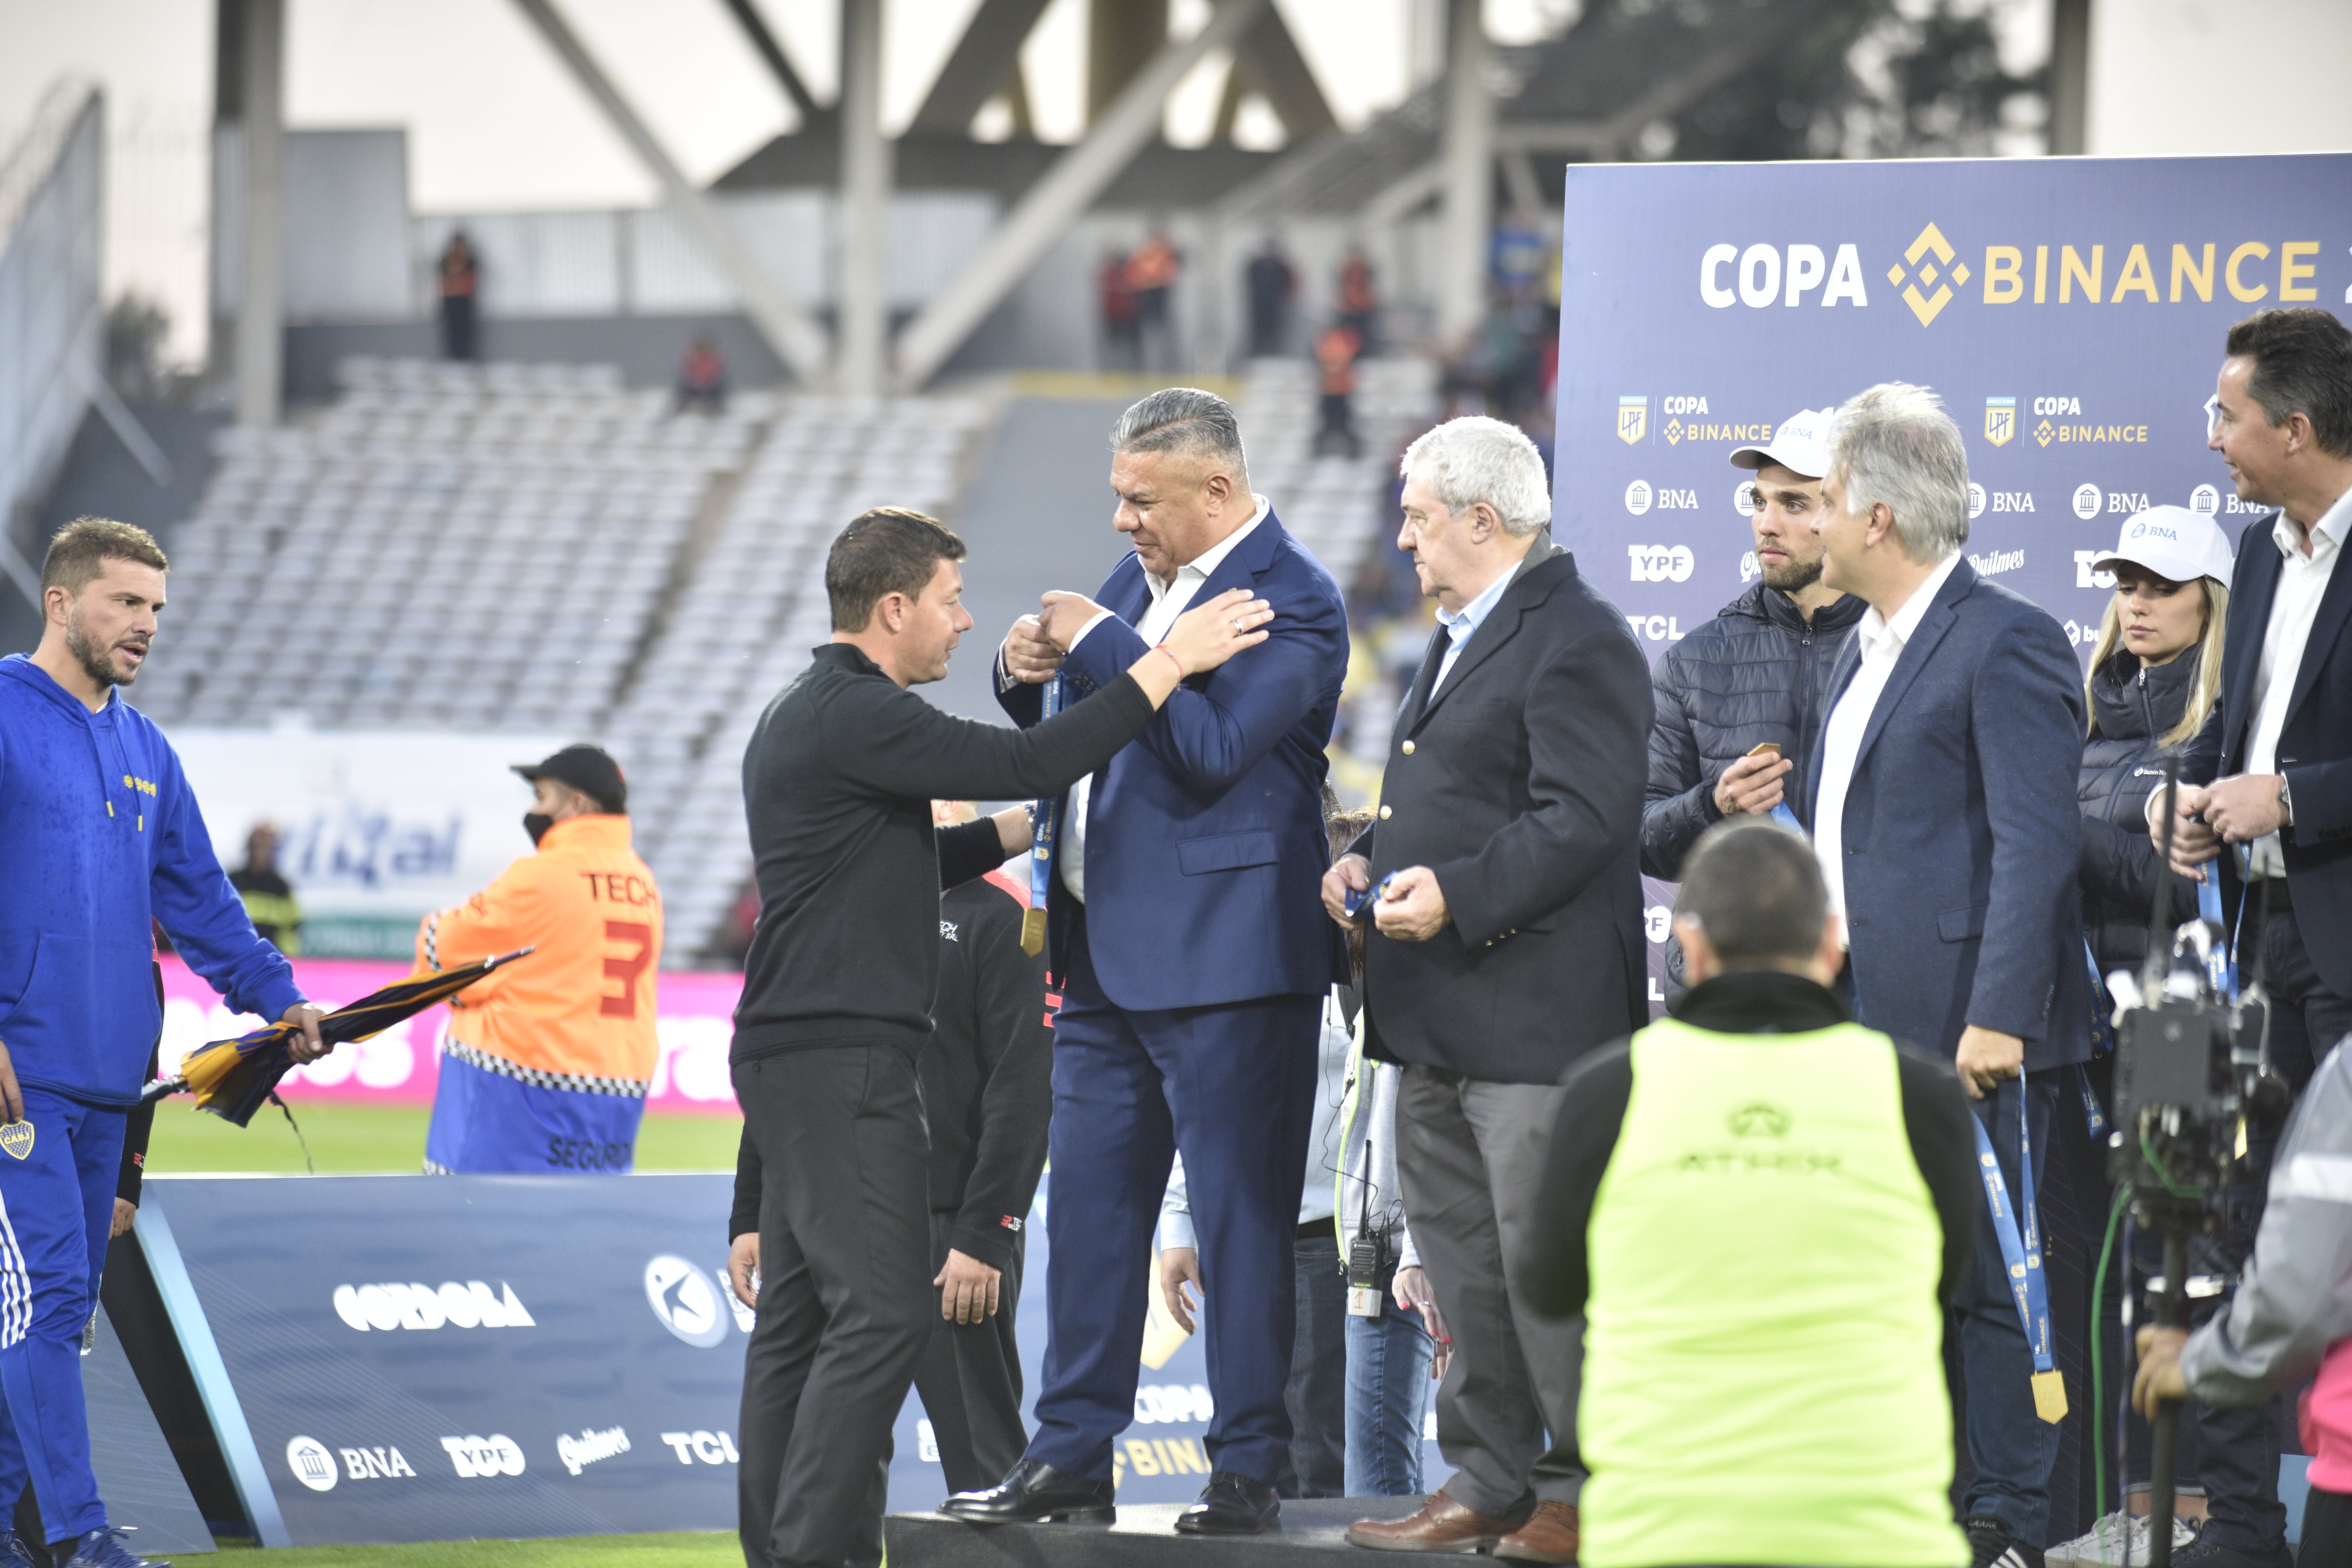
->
xmin=1971 ymin=1094 xmax=2068 ymax=1423
xmin=2199 ymin=871 xmax=2237 ymax=1001
xmin=1769 ymin=802 xmax=1802 ymax=833
xmin=1019 ymin=676 xmax=1064 ymax=956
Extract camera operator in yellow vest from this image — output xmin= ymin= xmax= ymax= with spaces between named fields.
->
xmin=1517 ymin=818 xmax=1980 ymax=1568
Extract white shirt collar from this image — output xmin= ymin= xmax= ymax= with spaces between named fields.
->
xmin=2272 ymin=483 xmax=2352 ymax=561
xmin=1151 ymin=493 xmax=1271 ymax=597
xmin=1436 ymin=554 xmax=1518 ymax=640
xmin=1858 ymin=549 xmax=1963 ymax=658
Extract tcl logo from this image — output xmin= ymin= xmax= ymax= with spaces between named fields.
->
xmin=1626 ymin=614 xmax=1687 ymax=643
xmin=659 ymin=1430 xmax=741 ymax=1466
xmin=442 ymin=1435 xmax=527 ymax=1478
xmin=1628 ymin=545 xmax=1695 ymax=583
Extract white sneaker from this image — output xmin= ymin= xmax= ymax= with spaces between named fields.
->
xmin=2046 ymin=1511 xmax=2199 ymax=1567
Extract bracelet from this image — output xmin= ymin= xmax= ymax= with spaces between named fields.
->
xmin=1153 ymin=643 xmax=1187 ymax=680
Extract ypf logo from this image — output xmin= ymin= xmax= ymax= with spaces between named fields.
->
xmin=1984 ymin=396 xmax=2016 ymax=446
xmin=286 ymin=1436 xmax=339 ymax=1493
xmin=1886 ymin=222 xmax=1970 ymax=326
xmin=441 ymin=1435 xmax=526 ymax=1478
xmin=1628 ymin=544 xmax=1694 ymax=583
xmin=1617 ymin=396 xmax=1647 ymax=445
xmin=644 ymin=1255 xmax=732 ymax=1348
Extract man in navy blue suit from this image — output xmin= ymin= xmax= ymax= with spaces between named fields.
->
xmin=942 ymin=389 xmax=1350 ymax=1536
xmin=1807 ymin=383 xmax=2093 ymax=1568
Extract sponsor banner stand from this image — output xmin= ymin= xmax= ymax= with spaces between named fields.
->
xmin=1556 ymin=152 xmax=2352 ymax=1011
xmin=86 ymin=1302 xmax=217 ymax=1556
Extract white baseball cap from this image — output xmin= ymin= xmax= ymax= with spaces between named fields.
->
xmin=1730 ymin=408 xmax=1835 ymax=480
xmin=2092 ymin=505 xmax=2235 ymax=587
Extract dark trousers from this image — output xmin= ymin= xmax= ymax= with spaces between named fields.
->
xmin=2303 ymin=1487 xmax=2352 ymax=1568
xmin=1956 ymin=1074 xmax=2063 ymax=1544
xmin=735 ymin=1048 xmax=931 ymax=1568
xmin=1277 ymin=1228 xmax=1348 ymax=1499
xmin=2194 ymin=904 xmax=2349 ymax=1555
xmin=439 ymin=293 xmax=476 ymax=360
xmin=914 ymin=1214 xmax=1028 ymax=1497
xmin=1396 ymin=1065 xmax=1584 ymax=1520
xmin=1026 ymin=910 xmax=1319 ymax=1485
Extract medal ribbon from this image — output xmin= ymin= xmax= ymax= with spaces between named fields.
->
xmin=1971 ymin=1091 xmax=2067 ymax=1422
xmin=1019 ymin=676 xmax=1064 ymax=955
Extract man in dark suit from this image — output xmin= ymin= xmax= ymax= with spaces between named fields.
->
xmin=2153 ymin=307 xmax=2352 ymax=1568
xmin=943 ymin=388 xmax=1350 ymax=1536
xmin=1807 ymin=383 xmax=2092 ymax=1568
xmin=1326 ymin=417 xmax=1651 ymax=1565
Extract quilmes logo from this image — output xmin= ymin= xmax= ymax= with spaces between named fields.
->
xmin=1985 ymin=396 xmax=2017 ymax=447
xmin=1617 ymin=395 xmax=1647 ymax=445
xmin=333 ymin=1281 xmax=535 ymax=1331
xmin=1628 ymin=544 xmax=1695 ymax=583
xmin=1884 ymin=223 xmax=1969 ymax=324
xmin=442 ymin=1435 xmax=527 ymax=1478
xmin=644 ymin=1255 xmax=735 ymax=1348
xmin=557 ymin=1426 xmax=630 ymax=1477
xmin=286 ymin=1436 xmax=340 ymax=1493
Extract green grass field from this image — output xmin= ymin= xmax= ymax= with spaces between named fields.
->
xmin=205 ymin=1532 xmax=739 ymax=1565
xmin=144 ymin=1101 xmax=740 ymax=1175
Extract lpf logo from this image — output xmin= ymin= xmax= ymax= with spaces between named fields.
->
xmin=1984 ymin=396 xmax=2017 ymax=447
xmin=1617 ymin=395 xmax=1647 ymax=445
xmin=1628 ymin=544 xmax=1695 ymax=583
xmin=1886 ymin=222 xmax=1970 ymax=326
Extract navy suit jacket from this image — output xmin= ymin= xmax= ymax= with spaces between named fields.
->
xmin=1809 ymin=559 xmax=2094 ymax=1071
xmin=998 ymin=508 xmax=1351 ymax=1011
xmin=2181 ymin=509 xmax=2352 ymax=998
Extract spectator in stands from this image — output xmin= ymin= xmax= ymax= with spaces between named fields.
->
xmin=1247 ymin=237 xmax=1296 ymax=359
xmin=1337 ymin=247 xmax=1379 ymax=356
xmin=1329 ymin=418 xmax=1651 ymax=1565
xmin=1315 ymin=323 xmax=1364 ymax=460
xmin=677 ymin=335 xmax=727 ymax=415
xmin=1518 ymin=818 xmax=1977 ymax=1568
xmin=438 ymin=231 xmax=479 ymax=362
xmin=1128 ymin=231 xmax=1182 ymax=372
xmin=0 ymin=517 xmax=326 ymax=1568
xmin=1810 ymin=383 xmax=2092 ymax=1568
xmin=1100 ymin=248 xmax=1141 ymax=370
xmin=728 ymin=798 xmax=1054 ymax=1513
xmin=1642 ymin=410 xmax=1862 ymax=883
xmin=229 ymin=822 xmax=302 ymax=955
xmin=416 ymin=745 xmax=662 ymax=1175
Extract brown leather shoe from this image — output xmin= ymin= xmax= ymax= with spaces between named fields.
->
xmin=1493 ymin=1500 xmax=1580 ymax=1564
xmin=1345 ymin=1491 xmax=1517 ymax=1552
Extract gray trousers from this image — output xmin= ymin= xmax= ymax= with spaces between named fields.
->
xmin=1396 ymin=1064 xmax=1585 ymax=1520
xmin=735 ymin=1048 xmax=933 ymax=1568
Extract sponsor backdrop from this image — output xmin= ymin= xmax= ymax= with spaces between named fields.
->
xmin=135 ymin=1176 xmax=1434 ymax=1545
xmin=1554 ymin=152 xmax=2352 ymax=1006
xmin=156 ymin=954 xmax=743 ymax=1114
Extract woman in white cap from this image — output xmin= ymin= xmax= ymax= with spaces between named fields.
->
xmin=2050 ymin=501 xmax=2234 ymax=1568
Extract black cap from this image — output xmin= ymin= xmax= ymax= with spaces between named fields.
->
xmin=513 ymin=744 xmax=626 ymax=814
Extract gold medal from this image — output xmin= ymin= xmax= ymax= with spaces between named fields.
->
xmin=2031 ymin=1369 xmax=2068 ymax=1424
xmin=1019 ymin=907 xmax=1046 ymax=956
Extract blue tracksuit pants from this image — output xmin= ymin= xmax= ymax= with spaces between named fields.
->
xmin=0 ymin=1085 xmax=125 ymax=1543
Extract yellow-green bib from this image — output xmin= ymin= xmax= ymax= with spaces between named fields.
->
xmin=1580 ymin=1017 xmax=1966 ymax=1568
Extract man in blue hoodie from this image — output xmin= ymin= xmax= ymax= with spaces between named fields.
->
xmin=0 ymin=518 xmax=325 ymax=1568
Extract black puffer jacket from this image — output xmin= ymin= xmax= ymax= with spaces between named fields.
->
xmin=2081 ymin=649 xmax=2214 ymax=974
xmin=1642 ymin=583 xmax=1867 ymax=880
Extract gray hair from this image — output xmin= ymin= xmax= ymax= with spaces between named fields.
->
xmin=1827 ymin=382 xmax=1970 ymax=560
xmin=1399 ymin=417 xmax=1551 ymax=536
xmin=1111 ymin=387 xmax=1249 ymax=484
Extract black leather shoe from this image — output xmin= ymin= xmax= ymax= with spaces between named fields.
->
xmin=1174 ymin=1471 xmax=1279 ymax=1536
xmin=939 ymin=1457 xmax=1115 ymax=1524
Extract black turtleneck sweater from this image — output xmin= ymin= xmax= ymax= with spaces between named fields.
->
xmin=1517 ymin=969 xmax=1978 ymax=1321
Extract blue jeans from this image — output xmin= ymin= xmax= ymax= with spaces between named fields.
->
xmin=1346 ymin=1293 xmax=1435 ymax=1496
xmin=1957 ymin=1074 xmax=2063 ymax=1545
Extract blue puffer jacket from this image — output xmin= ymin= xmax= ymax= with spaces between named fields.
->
xmin=2081 ymin=648 xmax=2211 ymax=975
xmin=1641 ymin=582 xmax=1867 ymax=880
xmin=0 ymin=655 xmax=302 ymax=1106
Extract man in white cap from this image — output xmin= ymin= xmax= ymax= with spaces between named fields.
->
xmin=1641 ymin=407 xmax=1867 ymax=883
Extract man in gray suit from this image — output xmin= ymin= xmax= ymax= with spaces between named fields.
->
xmin=1325 ymin=417 xmax=1652 ymax=1564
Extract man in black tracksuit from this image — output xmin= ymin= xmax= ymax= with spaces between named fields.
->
xmin=1642 ymin=408 xmax=1866 ymax=882
xmin=729 ymin=507 xmax=1269 ymax=1568
xmin=729 ymin=853 xmax=1052 ymax=1499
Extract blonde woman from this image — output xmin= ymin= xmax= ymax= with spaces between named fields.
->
xmin=2077 ymin=505 xmax=2235 ymax=979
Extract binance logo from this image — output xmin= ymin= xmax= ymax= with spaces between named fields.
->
xmin=1664 ymin=419 xmax=1685 ymax=445
xmin=2036 ymin=418 xmax=2057 ymax=447
xmin=1617 ymin=395 xmax=1647 ymax=445
xmin=1884 ymin=223 xmax=1972 ymax=326
xmin=1984 ymin=396 xmax=2016 ymax=447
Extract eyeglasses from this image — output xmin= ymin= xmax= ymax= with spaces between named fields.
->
xmin=2204 ymin=395 xmax=2223 ymax=440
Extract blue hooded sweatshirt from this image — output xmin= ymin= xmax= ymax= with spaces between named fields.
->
xmin=0 ymin=654 xmax=303 ymax=1107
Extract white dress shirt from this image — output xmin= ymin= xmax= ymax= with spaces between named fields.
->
xmin=2241 ymin=485 xmax=2351 ymax=877
xmin=1057 ymin=495 xmax=1271 ymax=903
xmin=1812 ymin=550 xmax=1963 ymax=939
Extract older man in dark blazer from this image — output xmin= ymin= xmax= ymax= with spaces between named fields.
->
xmin=1808 ymin=382 xmax=2092 ymax=1568
xmin=1326 ymin=416 xmax=1651 ymax=1565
